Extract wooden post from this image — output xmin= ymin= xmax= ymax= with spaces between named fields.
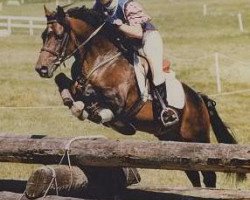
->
xmin=203 ymin=4 xmax=207 ymax=16
xmin=29 ymin=20 xmax=33 ymax=36
xmin=238 ymin=12 xmax=244 ymax=32
xmin=0 ymin=135 xmax=250 ymax=173
xmin=215 ymin=52 xmax=222 ymax=93
xmin=7 ymin=17 xmax=11 ymax=34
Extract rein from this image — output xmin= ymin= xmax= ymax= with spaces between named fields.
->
xmin=84 ymin=51 xmax=122 ymax=85
xmin=41 ymin=21 xmax=106 ymax=71
xmin=62 ymin=22 xmax=106 ymax=63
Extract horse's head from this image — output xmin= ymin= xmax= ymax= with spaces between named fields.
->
xmin=35 ymin=6 xmax=74 ymax=78
xmin=35 ymin=5 xmax=107 ymax=78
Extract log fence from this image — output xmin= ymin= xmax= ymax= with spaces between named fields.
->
xmin=0 ymin=15 xmax=45 ymax=36
xmin=0 ymin=134 xmax=249 ymax=200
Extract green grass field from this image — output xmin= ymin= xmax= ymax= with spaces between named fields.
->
xmin=0 ymin=0 xmax=250 ymax=190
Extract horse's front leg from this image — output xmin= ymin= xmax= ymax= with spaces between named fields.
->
xmin=54 ymin=73 xmax=74 ymax=108
xmin=54 ymin=73 xmax=88 ymax=121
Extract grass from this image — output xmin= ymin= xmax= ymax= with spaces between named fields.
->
xmin=0 ymin=0 xmax=249 ymax=190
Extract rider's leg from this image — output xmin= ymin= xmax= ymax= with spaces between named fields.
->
xmin=142 ymin=30 xmax=179 ymax=126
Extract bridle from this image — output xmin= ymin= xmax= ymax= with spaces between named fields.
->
xmin=41 ymin=30 xmax=70 ymax=67
xmin=40 ymin=17 xmax=106 ymax=73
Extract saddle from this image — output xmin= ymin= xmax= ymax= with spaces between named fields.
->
xmin=114 ymin=34 xmax=185 ymax=110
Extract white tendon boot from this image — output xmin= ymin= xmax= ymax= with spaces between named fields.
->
xmin=71 ymin=101 xmax=89 ymax=121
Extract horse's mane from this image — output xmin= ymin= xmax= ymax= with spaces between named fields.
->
xmin=66 ymin=6 xmax=106 ymax=28
xmin=63 ymin=6 xmax=136 ymax=61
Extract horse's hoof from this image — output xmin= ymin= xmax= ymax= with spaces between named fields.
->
xmin=111 ymin=122 xmax=136 ymax=135
xmin=63 ymin=98 xmax=73 ymax=108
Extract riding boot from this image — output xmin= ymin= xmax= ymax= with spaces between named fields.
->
xmin=55 ymin=73 xmax=74 ymax=108
xmin=153 ymin=83 xmax=179 ymax=127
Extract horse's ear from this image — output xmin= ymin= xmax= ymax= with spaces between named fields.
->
xmin=44 ymin=5 xmax=52 ymax=16
xmin=57 ymin=6 xmax=66 ymax=20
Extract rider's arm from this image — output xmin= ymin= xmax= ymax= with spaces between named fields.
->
xmin=114 ymin=1 xmax=151 ymax=39
xmin=115 ymin=22 xmax=143 ymax=39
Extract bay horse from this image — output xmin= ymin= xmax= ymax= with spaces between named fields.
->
xmin=35 ymin=5 xmax=245 ymax=188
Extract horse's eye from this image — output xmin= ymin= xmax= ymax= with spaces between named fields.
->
xmin=56 ymin=33 xmax=64 ymax=40
xmin=47 ymin=31 xmax=53 ymax=37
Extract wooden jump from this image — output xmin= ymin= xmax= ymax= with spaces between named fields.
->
xmin=0 ymin=134 xmax=249 ymax=173
xmin=2 ymin=186 xmax=250 ymax=200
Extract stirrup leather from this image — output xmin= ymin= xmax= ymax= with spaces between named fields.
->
xmin=160 ymin=107 xmax=179 ymax=127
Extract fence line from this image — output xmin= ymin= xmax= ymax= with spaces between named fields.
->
xmin=202 ymin=4 xmax=245 ymax=32
xmin=0 ymin=15 xmax=45 ymax=36
xmin=0 ymin=106 xmax=65 ymax=109
xmin=169 ymin=51 xmax=250 ymax=94
xmin=218 ymin=53 xmax=250 ymax=66
xmin=0 ymin=89 xmax=249 ymax=110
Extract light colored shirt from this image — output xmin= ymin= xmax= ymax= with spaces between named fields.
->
xmin=124 ymin=1 xmax=151 ymax=26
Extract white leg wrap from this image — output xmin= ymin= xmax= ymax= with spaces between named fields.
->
xmin=60 ymin=89 xmax=73 ymax=101
xmin=71 ymin=101 xmax=85 ymax=118
xmin=98 ymin=109 xmax=114 ymax=124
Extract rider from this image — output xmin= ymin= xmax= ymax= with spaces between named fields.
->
xmin=93 ymin=0 xmax=180 ymax=127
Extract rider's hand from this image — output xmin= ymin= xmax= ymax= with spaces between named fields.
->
xmin=106 ymin=17 xmax=123 ymax=26
xmin=112 ymin=19 xmax=123 ymax=26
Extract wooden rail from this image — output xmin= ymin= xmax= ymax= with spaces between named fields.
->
xmin=0 ymin=134 xmax=249 ymax=173
xmin=2 ymin=186 xmax=250 ymax=200
xmin=0 ymin=15 xmax=45 ymax=36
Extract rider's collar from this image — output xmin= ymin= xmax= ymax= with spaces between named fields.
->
xmin=104 ymin=0 xmax=118 ymax=15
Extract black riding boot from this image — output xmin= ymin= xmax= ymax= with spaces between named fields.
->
xmin=153 ymin=83 xmax=179 ymax=127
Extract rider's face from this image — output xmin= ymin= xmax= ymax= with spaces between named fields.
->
xmin=100 ymin=0 xmax=112 ymax=7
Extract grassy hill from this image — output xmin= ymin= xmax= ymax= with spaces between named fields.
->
xmin=0 ymin=0 xmax=249 ymax=189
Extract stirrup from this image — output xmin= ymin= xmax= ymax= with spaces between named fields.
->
xmin=160 ymin=107 xmax=179 ymax=127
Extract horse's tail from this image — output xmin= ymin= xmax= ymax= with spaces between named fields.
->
xmin=200 ymin=93 xmax=247 ymax=182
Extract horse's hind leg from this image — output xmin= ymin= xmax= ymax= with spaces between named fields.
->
xmin=185 ymin=171 xmax=201 ymax=187
xmin=201 ymin=171 xmax=216 ymax=188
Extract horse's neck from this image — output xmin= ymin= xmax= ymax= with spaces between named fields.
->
xmin=82 ymin=35 xmax=119 ymax=75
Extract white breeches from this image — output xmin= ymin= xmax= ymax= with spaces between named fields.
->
xmin=142 ymin=30 xmax=165 ymax=86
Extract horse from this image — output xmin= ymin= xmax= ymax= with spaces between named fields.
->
xmin=35 ymin=5 xmax=245 ymax=188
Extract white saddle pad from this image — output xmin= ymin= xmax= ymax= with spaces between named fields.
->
xmin=134 ymin=54 xmax=185 ymax=109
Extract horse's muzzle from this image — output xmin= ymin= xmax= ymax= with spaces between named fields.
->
xmin=35 ymin=65 xmax=53 ymax=78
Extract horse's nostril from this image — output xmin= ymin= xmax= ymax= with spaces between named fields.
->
xmin=36 ymin=66 xmax=49 ymax=77
xmin=40 ymin=66 xmax=48 ymax=74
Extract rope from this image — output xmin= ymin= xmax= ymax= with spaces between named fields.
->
xmin=42 ymin=166 xmax=59 ymax=199
xmin=125 ymin=168 xmax=140 ymax=184
xmin=59 ymin=135 xmax=107 ymax=191
xmin=169 ymin=53 xmax=213 ymax=63
xmin=17 ymin=192 xmax=25 ymax=200
xmin=209 ymin=89 xmax=250 ymax=97
xmin=218 ymin=53 xmax=250 ymax=66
